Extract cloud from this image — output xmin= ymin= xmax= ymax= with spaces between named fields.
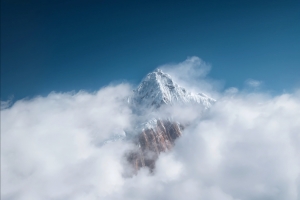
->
xmin=159 ymin=56 xmax=222 ymax=98
xmin=245 ymin=79 xmax=263 ymax=88
xmin=224 ymin=87 xmax=239 ymax=95
xmin=1 ymin=96 xmax=14 ymax=110
xmin=160 ymin=56 xmax=211 ymax=80
xmin=173 ymin=92 xmax=300 ymax=200
xmin=1 ymin=84 xmax=135 ymax=200
xmin=1 ymin=101 xmax=10 ymax=110
xmin=1 ymin=58 xmax=300 ymax=200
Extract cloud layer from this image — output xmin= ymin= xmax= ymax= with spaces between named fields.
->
xmin=1 ymin=57 xmax=300 ymax=200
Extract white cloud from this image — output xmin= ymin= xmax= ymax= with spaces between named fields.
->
xmin=246 ymin=79 xmax=263 ymax=88
xmin=1 ymin=58 xmax=300 ymax=200
xmin=160 ymin=56 xmax=211 ymax=80
xmin=159 ymin=56 xmax=222 ymax=99
xmin=225 ymin=87 xmax=239 ymax=95
xmin=172 ymin=92 xmax=300 ymax=199
xmin=1 ymin=84 xmax=135 ymax=200
xmin=1 ymin=100 xmax=11 ymax=110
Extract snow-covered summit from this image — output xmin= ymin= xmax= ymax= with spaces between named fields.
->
xmin=130 ymin=69 xmax=215 ymax=110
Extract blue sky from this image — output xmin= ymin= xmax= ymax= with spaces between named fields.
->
xmin=1 ymin=0 xmax=299 ymax=101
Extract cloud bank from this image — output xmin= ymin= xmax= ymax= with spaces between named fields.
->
xmin=1 ymin=57 xmax=300 ymax=200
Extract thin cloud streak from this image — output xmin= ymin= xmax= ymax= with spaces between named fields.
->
xmin=245 ymin=79 xmax=263 ymax=88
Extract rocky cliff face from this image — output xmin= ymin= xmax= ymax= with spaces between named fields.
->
xmin=127 ymin=120 xmax=183 ymax=172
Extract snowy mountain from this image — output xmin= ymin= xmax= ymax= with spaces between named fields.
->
xmin=129 ymin=69 xmax=215 ymax=110
xmin=126 ymin=69 xmax=216 ymax=172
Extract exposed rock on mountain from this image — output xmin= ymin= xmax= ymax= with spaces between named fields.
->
xmin=128 ymin=119 xmax=183 ymax=172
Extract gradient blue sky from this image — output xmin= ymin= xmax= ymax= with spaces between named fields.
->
xmin=1 ymin=0 xmax=299 ymax=101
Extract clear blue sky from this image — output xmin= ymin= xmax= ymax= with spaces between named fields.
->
xmin=1 ymin=0 xmax=299 ymax=101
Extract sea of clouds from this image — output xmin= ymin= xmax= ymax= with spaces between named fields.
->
xmin=1 ymin=57 xmax=300 ymax=200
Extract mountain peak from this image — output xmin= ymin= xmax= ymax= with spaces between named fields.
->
xmin=127 ymin=69 xmax=216 ymax=172
xmin=130 ymin=69 xmax=215 ymax=109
